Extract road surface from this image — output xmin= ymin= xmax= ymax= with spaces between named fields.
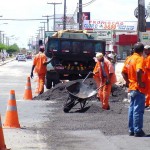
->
xmin=0 ymin=60 xmax=150 ymax=150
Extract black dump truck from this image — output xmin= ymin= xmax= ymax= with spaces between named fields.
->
xmin=44 ymin=30 xmax=106 ymax=89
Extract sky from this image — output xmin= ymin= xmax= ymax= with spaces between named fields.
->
xmin=0 ymin=0 xmax=150 ymax=49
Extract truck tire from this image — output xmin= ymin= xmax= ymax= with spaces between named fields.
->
xmin=45 ymin=71 xmax=60 ymax=89
xmin=45 ymin=78 xmax=52 ymax=89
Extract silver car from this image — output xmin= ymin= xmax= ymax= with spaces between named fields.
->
xmin=18 ymin=54 xmax=26 ymax=61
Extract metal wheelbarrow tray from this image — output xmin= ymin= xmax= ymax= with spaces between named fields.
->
xmin=63 ymin=81 xmax=97 ymax=113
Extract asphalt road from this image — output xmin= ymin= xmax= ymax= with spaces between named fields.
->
xmin=0 ymin=59 xmax=150 ymax=150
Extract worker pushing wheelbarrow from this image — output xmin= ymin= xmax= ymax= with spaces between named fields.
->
xmin=63 ymin=72 xmax=105 ymax=113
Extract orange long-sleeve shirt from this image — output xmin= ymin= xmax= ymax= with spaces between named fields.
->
xmin=33 ymin=52 xmax=47 ymax=75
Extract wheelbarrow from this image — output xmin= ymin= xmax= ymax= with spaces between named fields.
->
xmin=63 ymin=72 xmax=105 ymax=113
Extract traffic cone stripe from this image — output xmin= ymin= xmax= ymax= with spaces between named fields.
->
xmin=25 ymin=86 xmax=31 ymax=90
xmin=9 ymin=94 xmax=15 ymax=100
xmin=7 ymin=106 xmax=17 ymax=111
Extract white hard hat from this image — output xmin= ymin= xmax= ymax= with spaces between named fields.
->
xmin=96 ymin=52 xmax=103 ymax=59
xmin=107 ymin=53 xmax=114 ymax=59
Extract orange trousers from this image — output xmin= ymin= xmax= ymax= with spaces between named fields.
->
xmin=145 ymin=79 xmax=150 ymax=107
xmin=38 ymin=74 xmax=45 ymax=94
xmin=93 ymin=76 xmax=100 ymax=88
xmin=98 ymin=80 xmax=112 ymax=109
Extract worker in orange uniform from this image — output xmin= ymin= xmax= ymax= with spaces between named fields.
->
xmin=30 ymin=46 xmax=53 ymax=95
xmin=144 ymin=45 xmax=150 ymax=108
xmin=93 ymin=52 xmax=117 ymax=110
xmin=121 ymin=42 xmax=147 ymax=137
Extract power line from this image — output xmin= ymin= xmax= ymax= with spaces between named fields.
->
xmin=0 ymin=18 xmax=50 ymax=21
xmin=82 ymin=0 xmax=96 ymax=7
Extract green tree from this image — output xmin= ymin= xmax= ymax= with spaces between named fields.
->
xmin=0 ymin=43 xmax=7 ymax=52
xmin=7 ymin=44 xmax=20 ymax=54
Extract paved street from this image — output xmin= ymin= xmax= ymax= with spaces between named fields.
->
xmin=0 ymin=60 xmax=150 ymax=150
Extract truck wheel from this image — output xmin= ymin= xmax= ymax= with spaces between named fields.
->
xmin=45 ymin=78 xmax=52 ymax=89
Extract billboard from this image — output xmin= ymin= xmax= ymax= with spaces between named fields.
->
xmin=83 ymin=20 xmax=137 ymax=31
xmin=77 ymin=12 xmax=90 ymax=23
xmin=55 ymin=14 xmax=77 ymax=30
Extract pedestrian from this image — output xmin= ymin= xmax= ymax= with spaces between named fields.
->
xmin=93 ymin=52 xmax=117 ymax=110
xmin=143 ymin=45 xmax=150 ymax=108
xmin=30 ymin=46 xmax=53 ymax=95
xmin=121 ymin=42 xmax=147 ymax=137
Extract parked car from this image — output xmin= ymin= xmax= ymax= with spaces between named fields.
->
xmin=26 ymin=54 xmax=32 ymax=59
xmin=18 ymin=54 xmax=26 ymax=61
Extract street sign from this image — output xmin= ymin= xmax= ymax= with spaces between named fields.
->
xmin=134 ymin=7 xmax=148 ymax=19
xmin=139 ymin=32 xmax=150 ymax=45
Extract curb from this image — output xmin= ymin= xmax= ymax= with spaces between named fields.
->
xmin=0 ymin=58 xmax=15 ymax=66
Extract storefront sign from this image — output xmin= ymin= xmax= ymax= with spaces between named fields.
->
xmin=83 ymin=20 xmax=137 ymax=31
xmin=139 ymin=32 xmax=150 ymax=45
xmin=94 ymin=30 xmax=112 ymax=39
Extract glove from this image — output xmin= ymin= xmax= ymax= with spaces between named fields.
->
xmin=106 ymin=79 xmax=110 ymax=85
xmin=30 ymin=72 xmax=33 ymax=79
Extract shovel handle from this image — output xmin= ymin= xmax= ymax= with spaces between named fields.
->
xmin=96 ymin=83 xmax=106 ymax=91
xmin=82 ymin=71 xmax=93 ymax=83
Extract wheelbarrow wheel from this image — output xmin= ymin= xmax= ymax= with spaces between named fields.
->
xmin=63 ymin=97 xmax=75 ymax=113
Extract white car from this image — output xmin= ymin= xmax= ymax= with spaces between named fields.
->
xmin=18 ymin=54 xmax=26 ymax=61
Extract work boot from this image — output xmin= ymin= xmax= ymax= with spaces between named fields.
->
xmin=102 ymin=105 xmax=110 ymax=110
xmin=134 ymin=130 xmax=145 ymax=137
xmin=129 ymin=131 xmax=134 ymax=136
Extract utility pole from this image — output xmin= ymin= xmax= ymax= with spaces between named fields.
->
xmin=2 ymin=33 xmax=5 ymax=44
xmin=42 ymin=15 xmax=51 ymax=31
xmin=79 ymin=0 xmax=83 ymax=30
xmin=40 ymin=22 xmax=46 ymax=33
xmin=138 ymin=0 xmax=146 ymax=40
xmin=40 ymin=22 xmax=47 ymax=44
xmin=47 ymin=2 xmax=62 ymax=31
xmin=63 ymin=0 xmax=67 ymax=30
xmin=0 ymin=31 xmax=3 ymax=43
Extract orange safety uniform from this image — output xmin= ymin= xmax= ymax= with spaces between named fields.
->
xmin=122 ymin=53 xmax=147 ymax=94
xmin=33 ymin=52 xmax=47 ymax=94
xmin=144 ymin=55 xmax=150 ymax=107
xmin=96 ymin=58 xmax=117 ymax=109
xmin=93 ymin=62 xmax=100 ymax=88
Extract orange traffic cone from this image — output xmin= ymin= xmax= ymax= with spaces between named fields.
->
xmin=3 ymin=90 xmax=20 ymax=128
xmin=23 ymin=76 xmax=33 ymax=100
xmin=0 ymin=114 xmax=8 ymax=150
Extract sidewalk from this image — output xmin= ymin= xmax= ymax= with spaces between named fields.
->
xmin=0 ymin=57 xmax=15 ymax=66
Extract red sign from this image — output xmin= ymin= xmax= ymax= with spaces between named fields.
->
xmin=116 ymin=34 xmax=138 ymax=45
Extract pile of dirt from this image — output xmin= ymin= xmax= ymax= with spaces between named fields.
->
xmin=33 ymin=78 xmax=127 ymax=103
